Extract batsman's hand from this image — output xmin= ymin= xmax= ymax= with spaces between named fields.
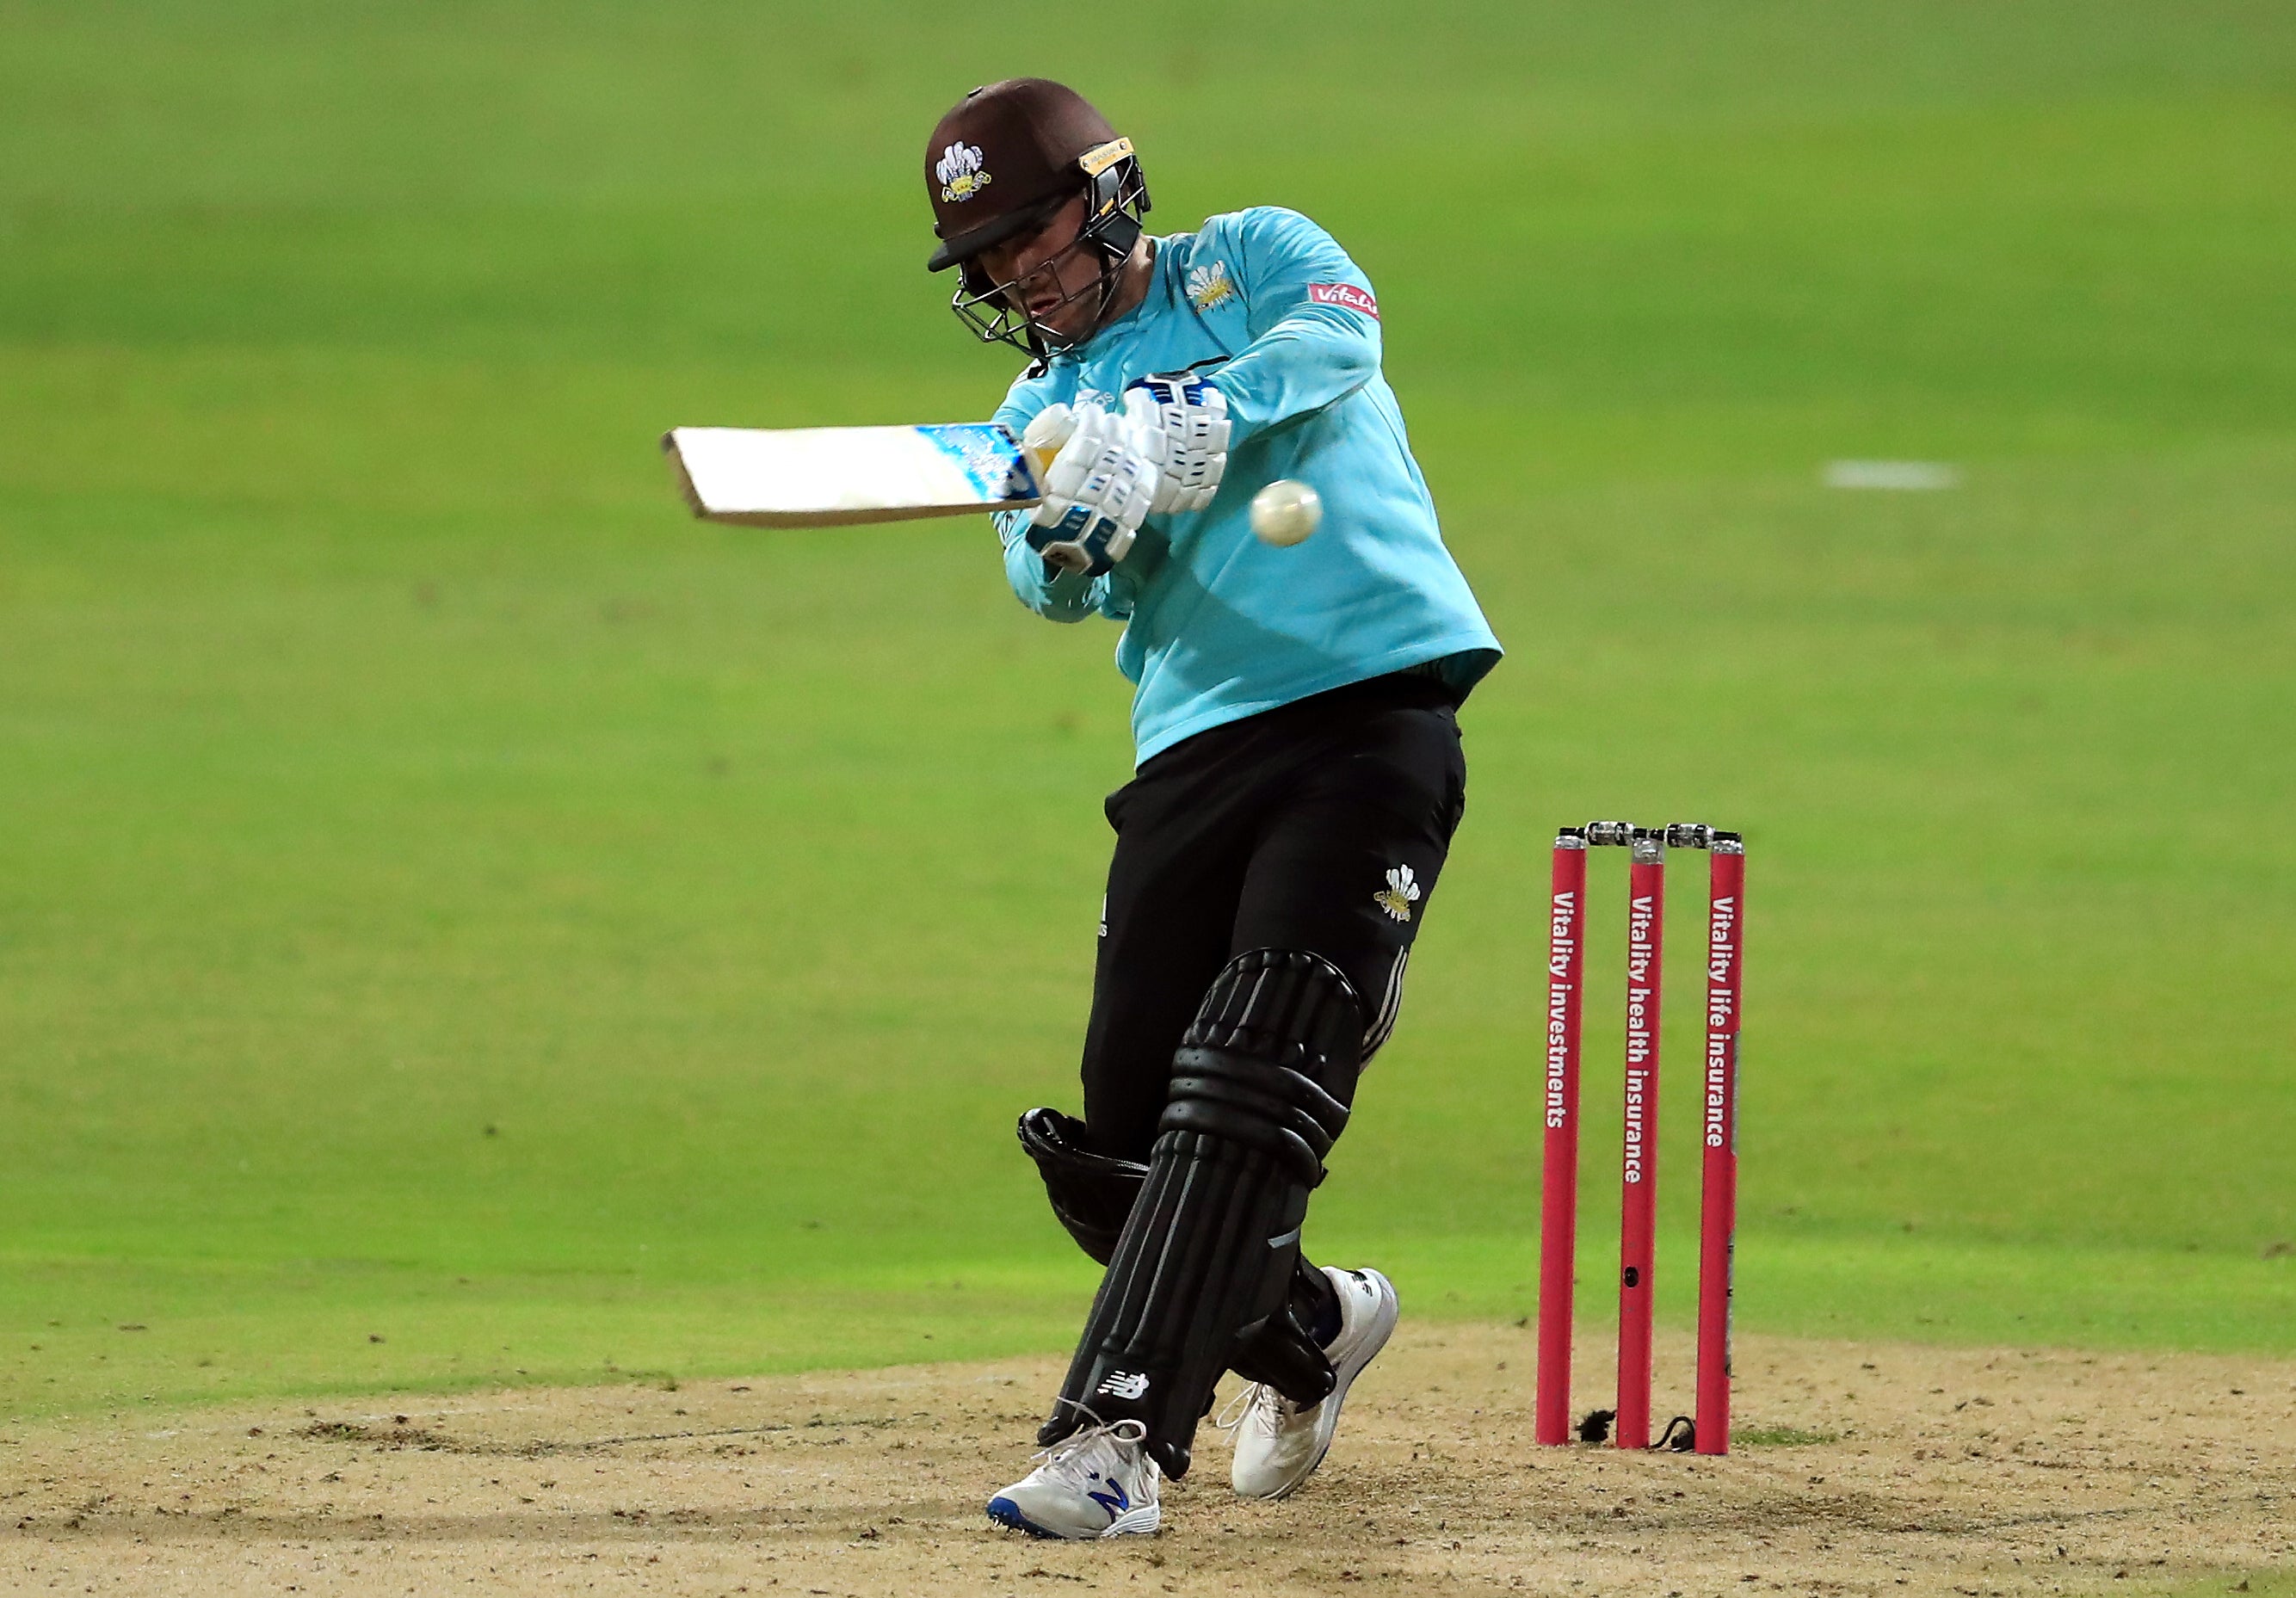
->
xmin=1025 ymin=403 xmax=1160 ymax=577
xmin=1124 ymin=372 xmax=1230 ymax=514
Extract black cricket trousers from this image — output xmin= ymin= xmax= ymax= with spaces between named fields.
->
xmin=1079 ymin=669 xmax=1470 ymax=1163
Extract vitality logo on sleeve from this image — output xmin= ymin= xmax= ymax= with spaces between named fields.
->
xmin=1308 ymin=282 xmax=1379 ymax=318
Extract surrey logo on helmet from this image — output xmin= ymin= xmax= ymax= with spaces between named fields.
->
xmin=936 ymin=142 xmax=992 ymax=203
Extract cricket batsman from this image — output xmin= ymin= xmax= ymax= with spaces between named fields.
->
xmin=922 ymin=78 xmax=1502 ymax=1538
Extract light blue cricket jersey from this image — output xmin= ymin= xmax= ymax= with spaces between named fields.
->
xmin=991 ymin=206 xmax=1502 ymax=765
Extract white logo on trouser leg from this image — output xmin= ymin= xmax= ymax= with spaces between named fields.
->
xmin=1374 ymin=864 xmax=1422 ymax=922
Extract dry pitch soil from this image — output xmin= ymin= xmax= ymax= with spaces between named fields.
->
xmin=5 ymin=1324 xmax=2292 ymax=1596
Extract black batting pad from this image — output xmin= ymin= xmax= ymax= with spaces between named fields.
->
xmin=1040 ymin=950 xmax=1364 ymax=1478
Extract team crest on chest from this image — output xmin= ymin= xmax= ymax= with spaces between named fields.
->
xmin=936 ymin=142 xmax=992 ymax=203
xmin=1375 ymin=864 xmax=1423 ymax=922
xmin=1187 ymin=260 xmax=1237 ymax=311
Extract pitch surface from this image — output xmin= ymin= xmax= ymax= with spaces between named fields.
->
xmin=8 ymin=1327 xmax=2294 ymax=1595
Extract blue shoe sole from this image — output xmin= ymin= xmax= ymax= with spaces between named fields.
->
xmin=985 ymin=1496 xmax=1062 ymax=1539
xmin=987 ymin=1494 xmax=1158 ymax=1539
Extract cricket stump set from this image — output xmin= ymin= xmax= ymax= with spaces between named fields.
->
xmin=1537 ymin=821 xmax=1744 ymax=1455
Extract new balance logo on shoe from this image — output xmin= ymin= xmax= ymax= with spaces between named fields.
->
xmin=1096 ymin=1371 xmax=1150 ymax=1400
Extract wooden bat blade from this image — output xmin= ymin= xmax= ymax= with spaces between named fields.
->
xmin=663 ymin=424 xmax=1046 ymax=528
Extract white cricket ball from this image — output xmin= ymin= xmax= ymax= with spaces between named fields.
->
xmin=1250 ymin=478 xmax=1322 ymax=546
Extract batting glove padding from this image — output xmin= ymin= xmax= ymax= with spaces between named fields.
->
xmin=1027 ymin=402 xmax=1160 ymax=577
xmin=1124 ymin=372 xmax=1231 ymax=515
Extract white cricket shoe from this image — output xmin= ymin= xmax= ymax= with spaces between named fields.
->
xmin=1225 ymin=1266 xmax=1398 ymax=1500
xmin=986 ymin=1418 xmax=1162 ymax=1539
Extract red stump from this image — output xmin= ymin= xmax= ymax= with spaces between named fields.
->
xmin=1614 ymin=829 xmax=1666 ymax=1450
xmin=1695 ymin=837 xmax=1745 ymax=1454
xmin=1534 ymin=830 xmax=1588 ymax=1447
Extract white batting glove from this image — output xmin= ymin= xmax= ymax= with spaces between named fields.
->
xmin=1025 ymin=403 xmax=1160 ymax=577
xmin=1123 ymin=372 xmax=1230 ymax=514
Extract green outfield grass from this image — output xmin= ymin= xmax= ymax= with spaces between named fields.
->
xmin=3 ymin=1 xmax=2293 ymax=1422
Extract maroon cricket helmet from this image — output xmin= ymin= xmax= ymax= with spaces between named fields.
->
xmin=924 ymin=78 xmax=1133 ymax=269
xmin=923 ymin=78 xmax=1151 ymax=353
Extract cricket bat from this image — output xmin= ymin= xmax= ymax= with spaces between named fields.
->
xmin=663 ymin=409 xmax=1074 ymax=529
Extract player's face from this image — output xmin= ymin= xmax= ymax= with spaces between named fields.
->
xmin=976 ymin=195 xmax=1102 ymax=343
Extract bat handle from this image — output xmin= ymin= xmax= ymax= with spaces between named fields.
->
xmin=1018 ymin=402 xmax=1077 ymax=488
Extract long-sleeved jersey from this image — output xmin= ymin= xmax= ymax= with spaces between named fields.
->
xmin=991 ymin=205 xmax=1501 ymax=764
